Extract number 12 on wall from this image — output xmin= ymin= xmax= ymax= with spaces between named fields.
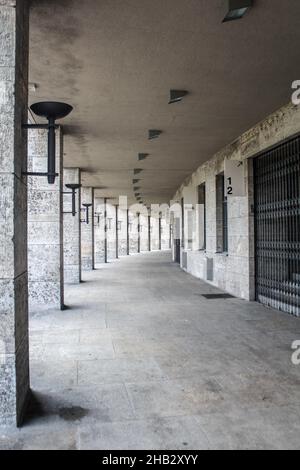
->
xmin=227 ymin=177 xmax=233 ymax=196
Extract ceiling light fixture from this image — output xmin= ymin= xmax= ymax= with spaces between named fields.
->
xmin=169 ymin=90 xmax=188 ymax=104
xmin=223 ymin=0 xmax=252 ymax=22
xmin=148 ymin=130 xmax=162 ymax=140
xmin=138 ymin=153 xmax=149 ymax=161
xmin=23 ymin=102 xmax=73 ymax=184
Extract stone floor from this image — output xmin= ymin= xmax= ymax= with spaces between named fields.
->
xmin=1 ymin=251 xmax=300 ymax=450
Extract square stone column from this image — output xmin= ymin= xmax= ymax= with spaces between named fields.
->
xmin=161 ymin=216 xmax=171 ymax=250
xmin=140 ymin=214 xmax=149 ymax=252
xmin=81 ymin=187 xmax=95 ymax=271
xmin=148 ymin=215 xmax=152 ymax=251
xmin=107 ymin=202 xmax=117 ymax=261
xmin=28 ymin=128 xmax=64 ymax=310
xmin=151 ymin=216 xmax=160 ymax=251
xmin=94 ymin=197 xmax=105 ymax=264
xmin=63 ymin=168 xmax=81 ymax=284
xmin=117 ymin=208 xmax=128 ymax=257
xmin=129 ymin=212 xmax=139 ymax=254
xmin=0 ymin=0 xmax=30 ymax=426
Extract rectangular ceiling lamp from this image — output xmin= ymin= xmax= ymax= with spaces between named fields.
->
xmin=148 ymin=130 xmax=162 ymax=140
xmin=169 ymin=90 xmax=188 ymax=104
xmin=138 ymin=153 xmax=149 ymax=161
xmin=223 ymin=0 xmax=252 ymax=22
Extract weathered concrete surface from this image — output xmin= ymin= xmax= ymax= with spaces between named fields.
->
xmin=0 ymin=0 xmax=30 ymax=426
xmin=63 ymin=168 xmax=81 ymax=284
xmin=1 ymin=252 xmax=300 ymax=449
xmin=81 ymin=187 xmax=94 ymax=271
xmin=29 ymin=1 xmax=300 ymax=207
xmin=28 ymin=128 xmax=64 ymax=310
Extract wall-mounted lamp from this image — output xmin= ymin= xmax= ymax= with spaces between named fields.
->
xmin=138 ymin=153 xmax=149 ymax=161
xmin=94 ymin=211 xmax=103 ymax=225
xmin=223 ymin=0 xmax=252 ymax=22
xmin=133 ymin=179 xmax=140 ymax=184
xmin=134 ymin=169 xmax=143 ymax=175
xmin=23 ymin=102 xmax=73 ymax=184
xmin=81 ymin=203 xmax=92 ymax=224
xmin=169 ymin=90 xmax=188 ymax=104
xmin=148 ymin=130 xmax=162 ymax=140
xmin=63 ymin=183 xmax=81 ymax=217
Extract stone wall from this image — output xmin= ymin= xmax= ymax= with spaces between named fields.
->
xmin=0 ymin=0 xmax=30 ymax=426
xmin=172 ymin=102 xmax=300 ymax=300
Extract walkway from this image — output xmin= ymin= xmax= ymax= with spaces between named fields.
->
xmin=1 ymin=252 xmax=300 ymax=450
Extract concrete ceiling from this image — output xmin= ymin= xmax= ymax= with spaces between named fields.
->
xmin=29 ymin=0 xmax=300 ymax=204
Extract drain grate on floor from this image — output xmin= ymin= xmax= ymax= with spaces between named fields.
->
xmin=201 ymin=293 xmax=235 ymax=300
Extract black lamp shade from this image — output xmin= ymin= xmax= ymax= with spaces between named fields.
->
xmin=30 ymin=102 xmax=73 ymax=120
xmin=65 ymin=183 xmax=81 ymax=191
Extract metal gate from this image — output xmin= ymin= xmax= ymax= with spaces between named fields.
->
xmin=254 ymin=136 xmax=300 ymax=317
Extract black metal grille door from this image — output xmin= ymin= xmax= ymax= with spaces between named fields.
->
xmin=254 ymin=136 xmax=300 ymax=317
